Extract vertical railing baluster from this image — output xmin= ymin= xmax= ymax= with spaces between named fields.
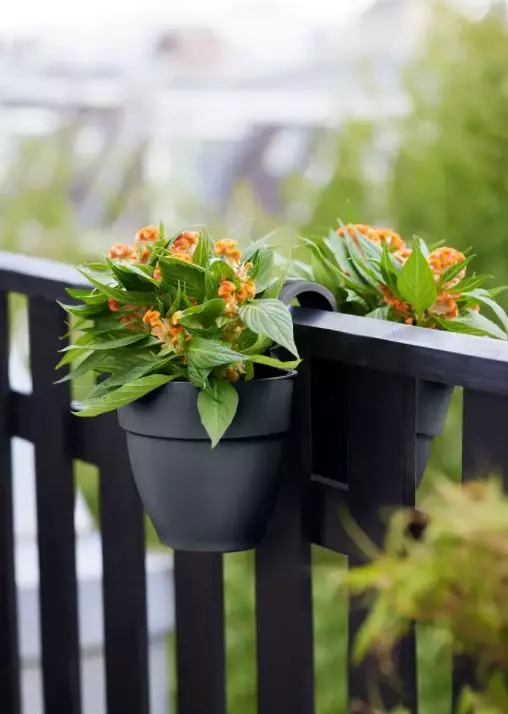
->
xmin=255 ymin=363 xmax=315 ymax=714
xmin=28 ymin=297 xmax=82 ymax=714
xmin=453 ymin=389 xmax=508 ymax=710
xmin=0 ymin=292 xmax=21 ymax=714
xmin=97 ymin=413 xmax=150 ymax=714
xmin=346 ymin=366 xmax=418 ymax=714
xmin=174 ymin=551 xmax=226 ymax=714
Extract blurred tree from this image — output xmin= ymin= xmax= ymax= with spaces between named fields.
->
xmin=389 ymin=3 xmax=508 ymax=294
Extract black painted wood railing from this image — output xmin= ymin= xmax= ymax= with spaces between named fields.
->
xmin=2 ymin=251 xmax=508 ymax=714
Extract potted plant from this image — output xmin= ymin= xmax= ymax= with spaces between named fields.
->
xmin=302 ymin=223 xmax=508 ymax=482
xmin=57 ymin=225 xmax=300 ymax=552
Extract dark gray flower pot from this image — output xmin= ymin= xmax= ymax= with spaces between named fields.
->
xmin=118 ymin=371 xmax=295 ymax=552
xmin=416 ymin=381 xmax=454 ymax=484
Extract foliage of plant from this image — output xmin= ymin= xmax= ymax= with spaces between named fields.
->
xmin=345 ymin=478 xmax=508 ymax=714
xmin=303 ymin=222 xmax=508 ymax=339
xmin=57 ymin=225 xmax=299 ymax=446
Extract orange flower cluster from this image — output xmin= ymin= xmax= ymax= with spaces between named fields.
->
xmin=337 ymin=223 xmax=410 ymax=263
xmin=428 ymin=292 xmax=459 ymax=320
xmin=215 ymin=239 xmax=241 ymax=265
xmin=169 ymin=231 xmax=200 ymax=263
xmin=217 ymin=277 xmax=256 ymax=316
xmin=142 ymin=308 xmax=189 ymax=349
xmin=428 ymin=247 xmax=466 ymax=286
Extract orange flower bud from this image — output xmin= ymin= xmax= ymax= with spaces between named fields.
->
xmin=237 ymin=279 xmax=256 ymax=302
xmin=218 ymin=280 xmax=237 ymax=298
xmin=136 ymin=225 xmax=160 ymax=243
xmin=108 ymin=299 xmax=120 ymax=312
xmin=143 ymin=309 xmax=162 ymax=328
xmin=108 ymin=243 xmax=136 ymax=261
xmin=214 ymin=239 xmax=241 ymax=263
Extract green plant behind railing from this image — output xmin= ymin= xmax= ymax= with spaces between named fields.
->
xmin=345 ymin=478 xmax=508 ymax=714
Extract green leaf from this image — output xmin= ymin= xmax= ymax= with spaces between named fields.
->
xmin=56 ymin=332 xmax=96 ymax=367
xmin=187 ymin=363 xmax=211 ymax=389
xmin=107 ymin=259 xmax=158 ymax=290
xmin=380 ymin=241 xmax=400 ymax=292
xmin=366 ymin=306 xmax=391 ymax=320
xmin=205 ymin=259 xmax=237 ymax=299
xmin=75 ymin=375 xmax=175 ymax=417
xmin=178 ymin=299 xmax=225 ymax=330
xmin=438 ymin=255 xmax=474 ymax=288
xmin=84 ymin=356 xmax=179 ymax=401
xmin=290 ymin=259 xmax=314 ymax=281
xmin=242 ymin=231 xmax=277 ymax=263
xmin=397 ymin=239 xmax=438 ymax=316
xmin=435 ymin=312 xmax=507 ymax=340
xmin=187 ymin=337 xmax=245 ymax=370
xmin=249 ymin=246 xmax=274 ymax=293
xmin=197 ymin=379 xmax=239 ymax=447
xmin=453 ymin=274 xmax=492 ymax=293
xmin=59 ymin=332 xmax=151 ymax=352
xmin=238 ymin=299 xmax=299 ymax=358
xmin=462 ymin=289 xmax=508 ymax=333
xmin=57 ymin=301 xmax=107 ymax=319
xmin=65 ymin=288 xmax=108 ymax=306
xmin=192 ymin=229 xmax=212 ymax=267
xmin=78 ymin=269 xmax=154 ymax=305
xmin=246 ymin=354 xmax=300 ymax=370
xmin=158 ymin=258 xmax=205 ymax=296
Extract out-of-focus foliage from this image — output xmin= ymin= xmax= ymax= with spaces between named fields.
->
xmin=345 ymin=478 xmax=508 ymax=714
xmin=388 ymin=4 xmax=508 ymax=290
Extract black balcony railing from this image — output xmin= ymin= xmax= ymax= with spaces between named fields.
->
xmin=2 ymin=251 xmax=508 ymax=714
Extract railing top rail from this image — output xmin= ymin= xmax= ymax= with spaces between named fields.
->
xmin=2 ymin=250 xmax=508 ymax=393
xmin=292 ymin=307 xmax=508 ymax=394
xmin=0 ymin=251 xmax=86 ymax=300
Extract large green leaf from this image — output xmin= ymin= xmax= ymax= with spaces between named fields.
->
xmin=238 ymin=299 xmax=299 ymax=358
xmin=56 ymin=332 xmax=96 ymax=367
xmin=187 ymin=337 xmax=245 ymax=370
xmin=397 ymin=239 xmax=437 ymax=317
xmin=158 ymin=257 xmax=205 ymax=296
xmin=197 ymin=379 xmax=239 ymax=447
xmin=59 ymin=332 xmax=151 ymax=352
xmin=75 ymin=374 xmax=175 ymax=417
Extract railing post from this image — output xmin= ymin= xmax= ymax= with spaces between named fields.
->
xmin=255 ymin=362 xmax=315 ymax=714
xmin=346 ymin=366 xmax=418 ymax=714
xmin=0 ymin=292 xmax=21 ymax=714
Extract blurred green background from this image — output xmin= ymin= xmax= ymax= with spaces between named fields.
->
xmin=5 ymin=1 xmax=508 ymax=712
